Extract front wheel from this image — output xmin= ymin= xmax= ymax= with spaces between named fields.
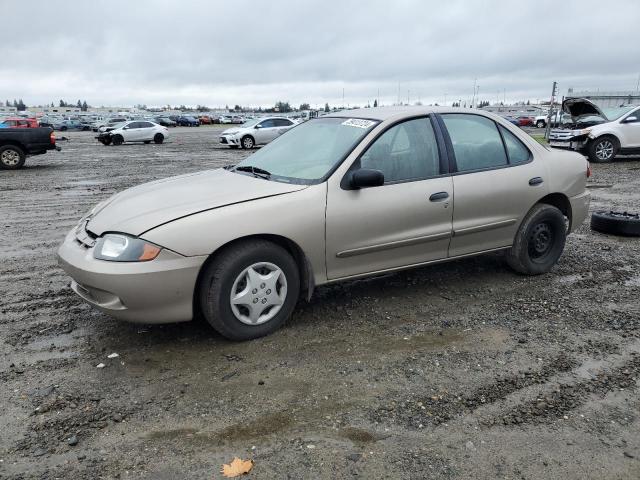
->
xmin=536 ymin=120 xmax=545 ymax=128
xmin=506 ymin=204 xmax=566 ymax=275
xmin=241 ymin=135 xmax=255 ymax=149
xmin=153 ymin=133 xmax=164 ymax=144
xmin=112 ymin=134 xmax=124 ymax=146
xmin=199 ymin=240 xmax=300 ymax=340
xmin=0 ymin=145 xmax=26 ymax=169
xmin=588 ymin=136 xmax=618 ymax=163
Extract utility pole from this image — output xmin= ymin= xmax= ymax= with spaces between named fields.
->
xmin=377 ymin=88 xmax=380 ymax=107
xmin=342 ymin=88 xmax=345 ymax=109
xmin=444 ymin=93 xmax=447 ymax=106
xmin=544 ymin=81 xmax=558 ymax=141
xmin=407 ymin=90 xmax=410 ymax=105
xmin=397 ymin=81 xmax=401 ymax=105
xmin=471 ymin=78 xmax=477 ymax=108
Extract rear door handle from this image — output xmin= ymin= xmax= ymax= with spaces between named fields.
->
xmin=529 ymin=177 xmax=544 ymax=186
xmin=429 ymin=192 xmax=449 ymax=202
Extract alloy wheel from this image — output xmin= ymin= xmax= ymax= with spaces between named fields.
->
xmin=1 ymin=150 xmax=19 ymax=166
xmin=229 ymin=262 xmax=287 ymax=325
xmin=595 ymin=140 xmax=614 ymax=161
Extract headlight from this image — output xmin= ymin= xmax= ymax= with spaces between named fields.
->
xmin=580 ymin=128 xmax=592 ymax=135
xmin=93 ymin=233 xmax=162 ymax=262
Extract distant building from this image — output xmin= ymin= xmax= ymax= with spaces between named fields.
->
xmin=566 ymin=89 xmax=640 ymax=108
xmin=0 ymin=106 xmax=18 ymax=114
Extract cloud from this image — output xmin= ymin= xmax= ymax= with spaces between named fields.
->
xmin=2 ymin=0 xmax=639 ymax=107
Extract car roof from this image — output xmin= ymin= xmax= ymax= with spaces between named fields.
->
xmin=325 ymin=106 xmax=501 ymax=122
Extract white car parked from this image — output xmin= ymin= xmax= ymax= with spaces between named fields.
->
xmin=548 ymin=98 xmax=640 ymax=162
xmin=96 ymin=120 xmax=169 ymax=146
xmin=219 ymin=117 xmax=297 ymax=149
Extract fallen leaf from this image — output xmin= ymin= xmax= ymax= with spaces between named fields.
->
xmin=221 ymin=457 xmax=253 ymax=477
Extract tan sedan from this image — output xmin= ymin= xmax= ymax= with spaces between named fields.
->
xmin=57 ymin=107 xmax=591 ymax=340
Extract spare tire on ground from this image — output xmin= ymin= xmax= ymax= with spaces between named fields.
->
xmin=590 ymin=211 xmax=640 ymax=237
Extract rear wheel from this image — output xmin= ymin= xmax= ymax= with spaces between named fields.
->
xmin=588 ymin=135 xmax=618 ymax=163
xmin=199 ymin=240 xmax=300 ymax=341
xmin=0 ymin=145 xmax=26 ymax=170
xmin=506 ymin=204 xmax=566 ymax=275
xmin=153 ymin=133 xmax=164 ymax=144
xmin=536 ymin=120 xmax=545 ymax=128
xmin=112 ymin=134 xmax=124 ymax=146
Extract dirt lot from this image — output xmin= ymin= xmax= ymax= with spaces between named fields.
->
xmin=1 ymin=126 xmax=639 ymax=479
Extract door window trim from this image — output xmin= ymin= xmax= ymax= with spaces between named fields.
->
xmin=340 ymin=114 xmax=451 ymax=189
xmin=435 ymin=112 xmax=533 ymax=176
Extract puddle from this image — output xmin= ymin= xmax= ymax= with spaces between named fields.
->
xmin=625 ymin=275 xmax=640 ymax=287
xmin=556 ymin=272 xmax=593 ymax=285
xmin=338 ymin=426 xmax=384 ymax=444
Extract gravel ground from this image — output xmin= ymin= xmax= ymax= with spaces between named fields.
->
xmin=1 ymin=126 xmax=639 ymax=479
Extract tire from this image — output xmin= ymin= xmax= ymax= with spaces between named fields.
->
xmin=60 ymin=126 xmax=67 ymax=131
xmin=112 ymin=134 xmax=124 ymax=146
xmin=591 ymin=211 xmax=640 ymax=237
xmin=588 ymin=135 xmax=618 ymax=163
xmin=0 ymin=145 xmax=26 ymax=170
xmin=506 ymin=204 xmax=567 ymax=275
xmin=241 ymin=135 xmax=255 ymax=149
xmin=536 ymin=120 xmax=545 ymax=128
xmin=153 ymin=133 xmax=164 ymax=144
xmin=199 ymin=240 xmax=300 ymax=341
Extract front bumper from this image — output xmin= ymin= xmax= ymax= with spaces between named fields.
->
xmin=57 ymin=229 xmax=207 ymax=324
xmin=220 ymin=135 xmax=239 ymax=145
xmin=548 ymin=130 xmax=589 ymax=151
xmin=569 ymin=190 xmax=591 ymax=233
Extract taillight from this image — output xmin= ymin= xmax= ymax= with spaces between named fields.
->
xmin=586 ymin=162 xmax=592 ymax=178
xmin=50 ymin=131 xmax=56 ymax=145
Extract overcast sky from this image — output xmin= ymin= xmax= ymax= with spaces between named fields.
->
xmin=2 ymin=0 xmax=639 ymax=109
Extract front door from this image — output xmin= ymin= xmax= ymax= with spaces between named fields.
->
xmin=254 ymin=119 xmax=279 ymax=144
xmin=618 ymin=108 xmax=640 ymax=148
xmin=326 ymin=116 xmax=453 ymax=280
xmin=439 ymin=113 xmax=549 ymax=257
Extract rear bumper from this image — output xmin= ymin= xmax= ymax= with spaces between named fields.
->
xmin=57 ymin=229 xmax=207 ymax=324
xmin=569 ymin=190 xmax=591 ymax=233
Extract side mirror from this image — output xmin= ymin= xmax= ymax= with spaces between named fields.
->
xmin=350 ymin=168 xmax=384 ymax=189
xmin=623 ymin=116 xmax=638 ymax=123
xmin=255 ymin=125 xmax=262 ymax=129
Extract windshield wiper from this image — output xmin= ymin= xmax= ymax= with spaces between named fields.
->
xmin=233 ymin=165 xmax=271 ymax=180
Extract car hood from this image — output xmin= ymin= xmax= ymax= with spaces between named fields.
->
xmin=221 ymin=128 xmax=241 ymax=135
xmin=562 ymin=98 xmax=606 ymax=120
xmin=86 ymin=169 xmax=307 ymax=237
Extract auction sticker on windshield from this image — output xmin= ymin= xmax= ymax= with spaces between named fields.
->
xmin=342 ymin=119 xmax=376 ymax=129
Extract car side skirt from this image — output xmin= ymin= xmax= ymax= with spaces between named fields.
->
xmin=323 ymin=245 xmax=511 ymax=284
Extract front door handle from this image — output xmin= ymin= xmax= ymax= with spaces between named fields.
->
xmin=529 ymin=177 xmax=544 ymax=186
xmin=429 ymin=192 xmax=449 ymax=202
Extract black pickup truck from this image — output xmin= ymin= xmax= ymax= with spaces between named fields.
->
xmin=0 ymin=127 xmax=60 ymax=170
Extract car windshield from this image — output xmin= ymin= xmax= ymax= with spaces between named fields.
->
xmin=240 ymin=118 xmax=261 ymax=128
xmin=233 ymin=117 xmax=378 ymax=185
xmin=602 ymin=106 xmax=637 ymax=120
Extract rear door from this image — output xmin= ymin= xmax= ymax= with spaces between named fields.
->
xmin=326 ymin=116 xmax=453 ymax=279
xmin=123 ymin=122 xmax=143 ymax=141
xmin=439 ymin=113 xmax=548 ymax=257
xmin=274 ymin=118 xmax=295 ymax=137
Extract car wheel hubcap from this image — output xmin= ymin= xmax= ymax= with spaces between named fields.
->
xmin=528 ymin=222 xmax=553 ymax=260
xmin=243 ymin=138 xmax=253 ymax=148
xmin=595 ymin=140 xmax=613 ymax=160
xmin=1 ymin=150 xmax=19 ymax=166
xmin=230 ymin=262 xmax=287 ymax=325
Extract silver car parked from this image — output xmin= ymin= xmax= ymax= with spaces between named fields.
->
xmin=58 ymin=107 xmax=591 ymax=340
xmin=219 ymin=117 xmax=296 ymax=149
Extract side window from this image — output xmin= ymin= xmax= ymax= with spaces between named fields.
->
xmin=274 ymin=118 xmax=292 ymax=127
xmin=499 ymin=125 xmax=531 ymax=165
xmin=359 ymin=117 xmax=440 ymax=183
xmin=441 ymin=114 xmax=508 ymax=172
xmin=139 ymin=122 xmax=153 ymax=128
xmin=128 ymin=122 xmax=141 ymax=129
xmin=259 ymin=119 xmax=275 ymax=128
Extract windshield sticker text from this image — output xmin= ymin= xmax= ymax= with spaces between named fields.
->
xmin=342 ymin=119 xmax=376 ymax=129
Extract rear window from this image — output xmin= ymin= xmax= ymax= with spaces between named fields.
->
xmin=441 ymin=114 xmax=508 ymax=172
